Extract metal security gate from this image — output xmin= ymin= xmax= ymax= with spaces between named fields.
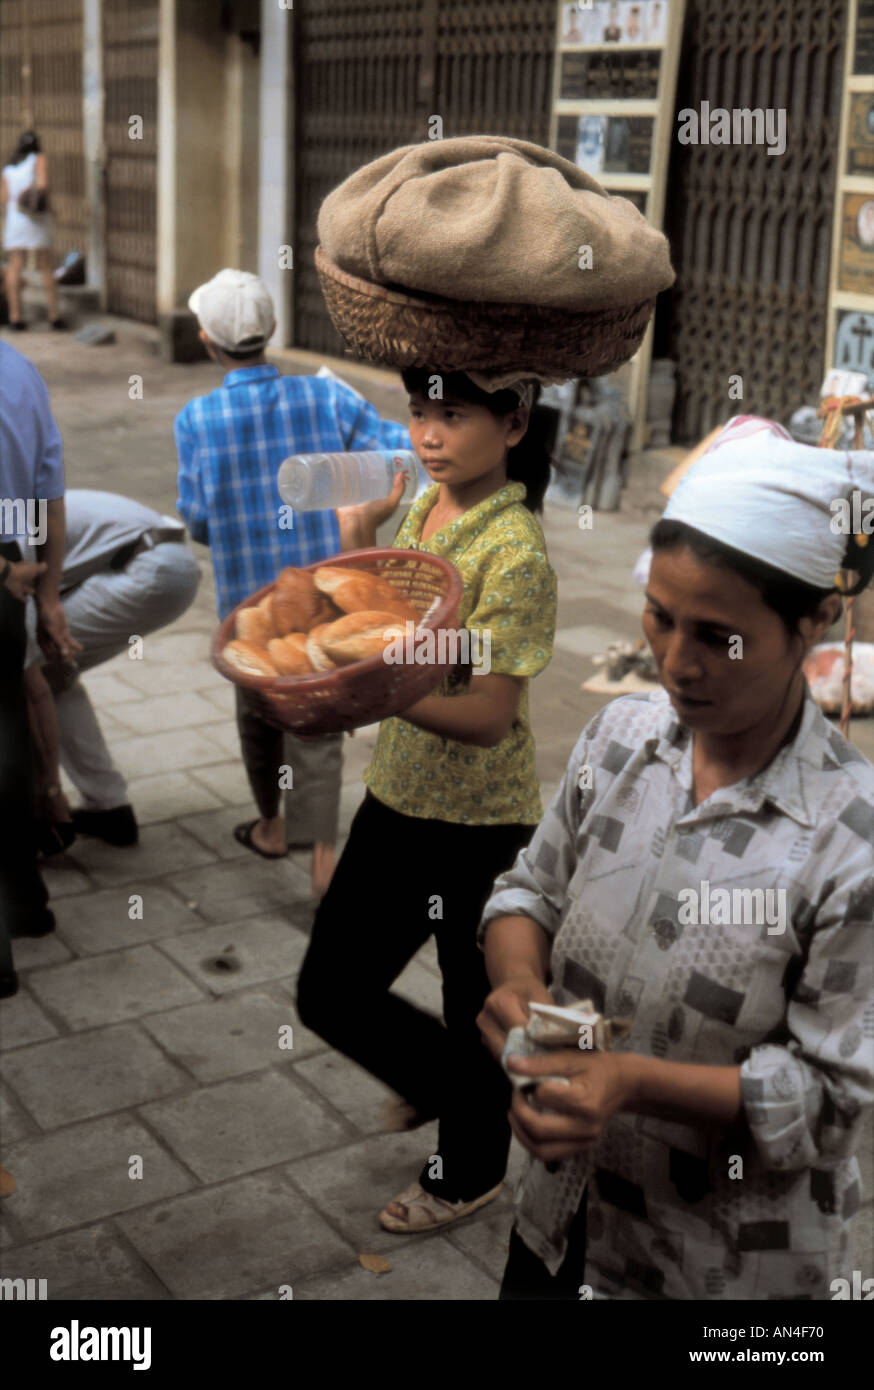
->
xmin=103 ymin=0 xmax=158 ymax=320
xmin=293 ymin=0 xmax=556 ymax=355
xmin=661 ymin=0 xmax=847 ymax=443
xmin=0 ymin=0 xmax=87 ymax=268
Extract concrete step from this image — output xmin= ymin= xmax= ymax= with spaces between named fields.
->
xmin=19 ymin=278 xmax=101 ymax=325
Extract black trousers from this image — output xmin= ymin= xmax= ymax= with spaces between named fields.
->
xmin=296 ymin=789 xmax=533 ymax=1202
xmin=0 ymin=542 xmax=48 ymax=951
xmin=499 ymin=1193 xmax=589 ymax=1300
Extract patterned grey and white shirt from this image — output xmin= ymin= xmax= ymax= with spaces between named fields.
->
xmin=479 ymin=688 xmax=874 ymax=1299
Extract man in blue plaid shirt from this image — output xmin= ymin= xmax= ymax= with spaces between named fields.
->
xmin=176 ymin=270 xmax=409 ymax=894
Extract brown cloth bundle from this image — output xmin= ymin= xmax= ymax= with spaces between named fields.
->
xmin=316 ymin=135 xmax=675 ymax=379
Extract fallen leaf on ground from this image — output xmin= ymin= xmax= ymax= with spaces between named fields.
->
xmin=358 ymin=1253 xmax=392 ymax=1275
xmin=0 ymin=1168 xmax=15 ymax=1196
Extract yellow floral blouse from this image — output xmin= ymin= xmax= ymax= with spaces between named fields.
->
xmin=364 ymin=481 xmax=557 ymax=825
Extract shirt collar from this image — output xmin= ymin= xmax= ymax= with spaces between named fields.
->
xmin=650 ymin=687 xmax=821 ymax=828
xmin=404 ymin=481 xmax=528 ymax=555
xmin=223 ymin=364 xmax=279 ymax=387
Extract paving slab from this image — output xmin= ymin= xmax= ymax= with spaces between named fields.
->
xmin=64 ymin=822 xmax=216 ymax=889
xmin=9 ymin=932 xmax=73 ymax=971
xmin=117 ymin=1170 xmax=353 ymax=1300
xmin=2 ymin=1023 xmax=190 ymax=1128
xmin=114 ymin=770 xmax=226 ymax=825
xmin=393 ymin=956 xmax=445 ymax=1016
xmin=26 ymin=945 xmax=204 ymax=1030
xmin=78 ymin=670 xmax=144 ymax=705
xmin=37 ymin=858 xmax=92 ymax=899
xmin=111 ymin=690 xmax=225 ymax=737
xmin=3 ymin=1114 xmax=195 ymax=1239
xmin=200 ymin=683 xmax=238 ymax=716
xmin=141 ymin=1069 xmax=349 ymax=1183
xmin=54 ymin=882 xmax=202 ymax=954
xmin=0 ymin=1222 xmax=171 ymax=1300
xmin=162 ymin=858 xmax=310 ymax=924
xmin=188 ymin=759 xmax=255 ymax=806
xmin=156 ymin=913 xmax=310 ymax=995
xmin=142 ymin=990 xmax=327 ymax=1082
xmin=292 ymin=1052 xmax=398 ymax=1135
xmin=287 ymin=1127 xmax=447 ymax=1255
xmin=0 ymin=1083 xmax=38 ymax=1147
xmin=104 ymin=726 xmax=239 ymax=779
xmin=133 ymin=631 xmax=215 ymax=668
xmin=113 ymin=659 xmax=227 ymax=697
xmin=177 ymin=803 xmax=269 ymax=861
xmin=0 ymin=987 xmax=60 ymax=1049
xmin=293 ymin=1235 xmax=498 ymax=1300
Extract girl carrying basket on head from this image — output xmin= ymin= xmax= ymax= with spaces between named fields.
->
xmin=296 ymin=137 xmax=674 ymax=1232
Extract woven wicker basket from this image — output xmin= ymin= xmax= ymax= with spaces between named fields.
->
xmin=212 ymin=548 xmax=464 ymax=736
xmin=315 ymin=246 xmax=656 ymax=379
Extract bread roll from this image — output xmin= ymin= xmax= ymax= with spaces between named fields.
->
xmin=236 ymin=605 xmax=274 ymax=646
xmin=222 ymin=640 xmax=280 ymax=677
xmin=313 ymin=565 xmax=418 ymax=622
xmin=272 ymin=567 xmax=321 ymax=634
xmin=308 ymin=596 xmax=344 ymax=630
xmin=257 ymin=593 xmax=277 ymax=636
xmin=305 ymin=623 xmax=338 ymax=672
xmin=267 ymin=633 xmax=313 ymax=675
xmin=319 ymin=610 xmax=406 ymax=665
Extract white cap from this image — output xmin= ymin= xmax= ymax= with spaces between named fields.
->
xmin=663 ymin=415 xmax=874 ymax=590
xmin=188 ymin=269 xmax=274 ymax=351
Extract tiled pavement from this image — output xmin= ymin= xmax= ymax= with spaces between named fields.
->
xmin=0 ymin=320 xmax=870 ymax=1300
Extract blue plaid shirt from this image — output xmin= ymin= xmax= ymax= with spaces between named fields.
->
xmin=174 ymin=365 xmax=410 ymax=618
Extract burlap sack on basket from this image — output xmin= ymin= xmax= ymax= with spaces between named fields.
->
xmin=316 ymin=135 xmax=676 ymax=380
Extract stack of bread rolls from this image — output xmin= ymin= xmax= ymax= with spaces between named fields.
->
xmin=222 ymin=565 xmax=419 ymax=678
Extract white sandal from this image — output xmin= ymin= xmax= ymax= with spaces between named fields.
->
xmin=379 ymin=1180 xmax=502 ymax=1233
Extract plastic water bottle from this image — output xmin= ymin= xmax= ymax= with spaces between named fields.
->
xmin=277 ymin=449 xmax=421 ymax=510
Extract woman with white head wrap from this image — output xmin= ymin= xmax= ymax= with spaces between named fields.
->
xmin=478 ymin=417 xmax=874 ymax=1301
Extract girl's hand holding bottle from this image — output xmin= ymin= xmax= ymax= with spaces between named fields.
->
xmin=336 ymin=467 xmax=408 ymax=551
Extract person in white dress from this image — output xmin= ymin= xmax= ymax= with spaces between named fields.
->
xmin=1 ymin=131 xmax=64 ymax=331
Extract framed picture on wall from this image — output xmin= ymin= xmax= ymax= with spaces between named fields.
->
xmin=854 ymin=0 xmax=874 ymax=73
xmin=839 ymin=193 xmax=874 ymax=295
xmin=559 ymin=48 xmax=662 ymax=98
xmin=833 ymin=309 xmax=874 ymax=377
xmin=557 ymin=114 xmax=654 ymax=175
xmin=847 ymin=93 xmax=874 ymax=176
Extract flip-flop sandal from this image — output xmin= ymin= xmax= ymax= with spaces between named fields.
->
xmin=233 ymin=819 xmax=288 ymax=859
xmin=379 ymin=1180 xmax=502 ymax=1233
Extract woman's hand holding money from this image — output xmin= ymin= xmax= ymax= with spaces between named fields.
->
xmin=477 ymin=974 xmax=554 ymax=1062
xmin=505 ymin=1049 xmax=637 ymax=1161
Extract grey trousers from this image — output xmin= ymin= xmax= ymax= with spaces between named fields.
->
xmin=29 ymin=541 xmax=201 ymax=810
xmin=234 ymin=687 xmax=343 ymax=845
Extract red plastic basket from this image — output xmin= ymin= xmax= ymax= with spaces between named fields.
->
xmin=211 ymin=548 xmax=464 ymax=735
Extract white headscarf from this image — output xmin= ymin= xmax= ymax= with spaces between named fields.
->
xmin=662 ymin=416 xmax=874 ymax=589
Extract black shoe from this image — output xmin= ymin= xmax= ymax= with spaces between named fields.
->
xmin=11 ymin=908 xmax=55 ymax=940
xmin=0 ymin=971 xmax=19 ymax=999
xmin=35 ymin=819 xmax=77 ymax=858
xmin=71 ymin=804 xmax=138 ymax=847
xmin=9 ymin=320 xmax=26 ymax=331
xmin=49 ymin=317 xmax=67 ymax=331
